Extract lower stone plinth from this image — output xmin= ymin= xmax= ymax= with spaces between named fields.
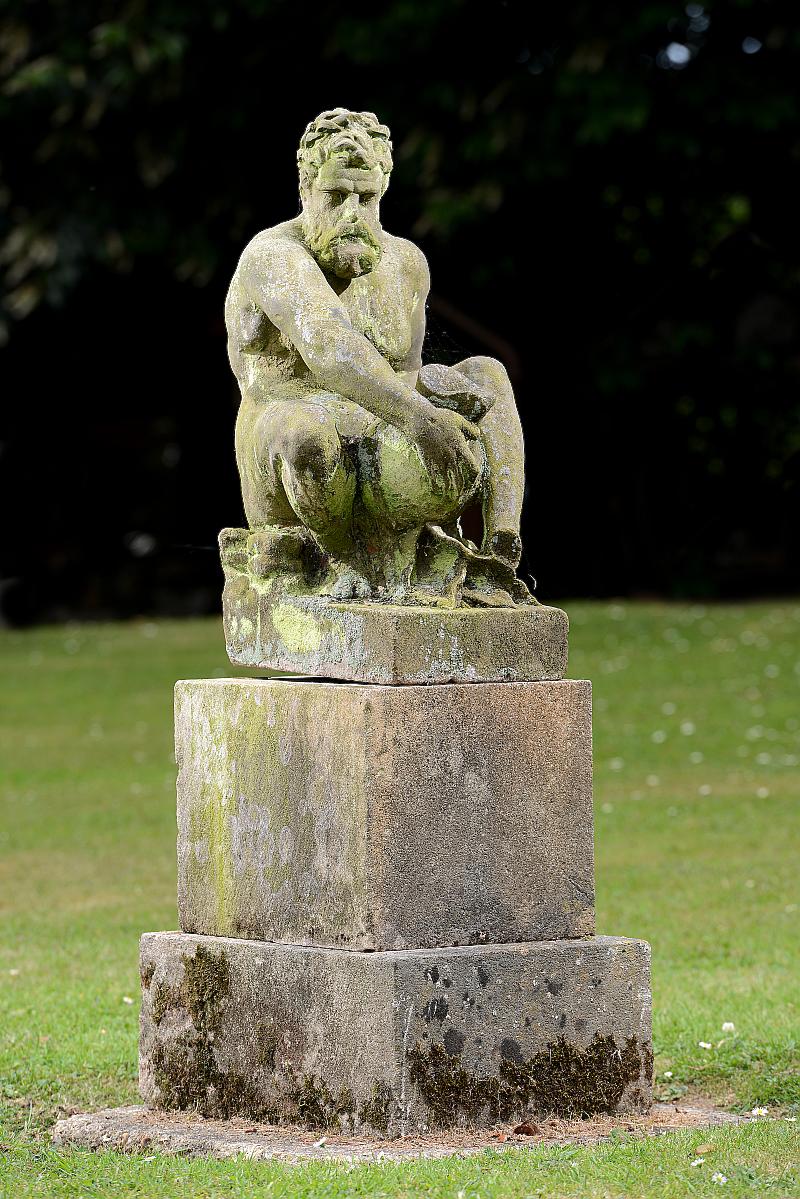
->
xmin=139 ymin=933 xmax=652 ymax=1137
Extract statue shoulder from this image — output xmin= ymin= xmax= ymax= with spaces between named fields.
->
xmin=235 ymin=222 xmax=307 ymax=279
xmin=388 ymin=235 xmax=430 ymax=291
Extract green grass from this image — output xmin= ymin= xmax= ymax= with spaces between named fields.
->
xmin=1 ymin=602 xmax=798 ymax=1197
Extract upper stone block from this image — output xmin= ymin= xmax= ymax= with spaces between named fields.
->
xmin=176 ymin=676 xmax=594 ymax=950
xmin=222 ymin=573 xmax=568 ymax=684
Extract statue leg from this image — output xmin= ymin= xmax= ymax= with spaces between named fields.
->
xmin=358 ymin=419 xmax=484 ymax=535
xmin=236 ymin=396 xmax=358 ymax=557
xmin=452 ymin=356 xmax=525 ymax=567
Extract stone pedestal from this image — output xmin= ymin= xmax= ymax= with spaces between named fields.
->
xmin=140 ymin=933 xmax=652 ymax=1136
xmin=140 ymin=605 xmax=653 ymax=1135
xmin=175 ymin=678 xmax=595 ymax=949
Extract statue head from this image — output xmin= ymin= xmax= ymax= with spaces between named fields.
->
xmin=298 ymin=109 xmax=393 ymax=280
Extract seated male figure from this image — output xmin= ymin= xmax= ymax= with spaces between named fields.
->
xmin=224 ymin=108 xmax=530 ymax=606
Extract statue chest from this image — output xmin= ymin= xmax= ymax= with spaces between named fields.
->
xmin=340 ymin=273 xmax=415 ymax=368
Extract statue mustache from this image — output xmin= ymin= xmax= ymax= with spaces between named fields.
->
xmin=303 ymin=212 xmax=381 ymax=255
xmin=321 ymin=215 xmax=376 ymax=243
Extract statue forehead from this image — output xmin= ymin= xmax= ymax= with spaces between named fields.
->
xmin=313 ymin=160 xmax=384 ymax=194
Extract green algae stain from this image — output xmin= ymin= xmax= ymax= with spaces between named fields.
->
xmin=272 ymin=602 xmax=324 ymax=654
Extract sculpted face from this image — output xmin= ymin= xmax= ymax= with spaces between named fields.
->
xmin=298 ymin=114 xmax=391 ymax=280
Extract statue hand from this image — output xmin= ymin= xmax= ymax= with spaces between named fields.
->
xmin=405 ymin=401 xmax=482 ymax=483
xmin=417 ymin=363 xmax=495 ymax=422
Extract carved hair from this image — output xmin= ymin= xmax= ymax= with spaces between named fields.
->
xmin=298 ymin=109 xmax=393 ymax=195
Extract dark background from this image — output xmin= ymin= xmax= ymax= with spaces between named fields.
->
xmin=1 ymin=0 xmax=798 ymax=624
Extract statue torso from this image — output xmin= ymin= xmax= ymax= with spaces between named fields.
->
xmin=227 ymin=228 xmax=421 ymax=403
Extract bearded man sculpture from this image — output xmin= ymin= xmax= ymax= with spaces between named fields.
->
xmin=220 ymin=109 xmax=556 ymax=680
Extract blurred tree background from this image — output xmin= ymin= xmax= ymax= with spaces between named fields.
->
xmin=1 ymin=0 xmax=798 ymax=622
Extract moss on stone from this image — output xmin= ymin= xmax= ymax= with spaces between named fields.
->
xmin=271 ymin=601 xmax=325 ymax=654
xmin=408 ymin=1033 xmax=651 ymax=1126
xmin=283 ymin=1069 xmax=356 ymax=1130
xmin=358 ymin=1080 xmax=395 ymax=1134
xmin=149 ymin=946 xmax=278 ymax=1121
xmin=181 ymin=944 xmax=230 ymax=1030
xmin=149 ymin=945 xmax=230 ymax=1030
xmin=152 ymin=1030 xmax=279 ymax=1122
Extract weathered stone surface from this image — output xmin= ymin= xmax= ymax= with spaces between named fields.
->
xmin=53 ymin=1103 xmax=743 ymax=1163
xmin=176 ymin=677 xmax=594 ymax=949
xmin=222 ymin=580 xmax=568 ymax=683
xmin=139 ymin=933 xmax=652 ymax=1137
xmin=225 ymin=108 xmax=537 ymax=613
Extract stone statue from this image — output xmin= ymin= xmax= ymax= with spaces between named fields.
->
xmin=222 ymin=108 xmax=533 ymax=611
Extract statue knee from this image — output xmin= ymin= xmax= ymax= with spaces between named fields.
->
xmin=454 ymin=355 xmax=511 ymax=397
xmin=271 ymin=410 xmax=342 ymax=482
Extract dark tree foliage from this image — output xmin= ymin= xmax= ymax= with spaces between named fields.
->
xmin=1 ymin=0 xmax=798 ymax=620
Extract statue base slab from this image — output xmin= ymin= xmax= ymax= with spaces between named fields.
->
xmin=139 ymin=933 xmax=652 ymax=1137
xmin=221 ymin=575 xmax=568 ymax=684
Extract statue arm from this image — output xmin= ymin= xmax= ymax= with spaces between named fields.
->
xmin=240 ymin=237 xmax=423 ymax=432
xmin=395 ymin=240 xmax=430 ymax=389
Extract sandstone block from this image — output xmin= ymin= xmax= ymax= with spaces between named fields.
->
xmin=222 ymin=578 xmax=568 ymax=684
xmin=139 ymin=932 xmax=653 ymax=1136
xmin=176 ymin=677 xmax=595 ymax=949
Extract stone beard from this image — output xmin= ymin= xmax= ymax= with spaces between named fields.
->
xmin=300 ymin=208 xmax=383 ymax=280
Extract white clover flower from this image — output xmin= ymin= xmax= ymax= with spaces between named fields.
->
xmin=699 ymin=1041 xmax=712 ymax=1049
xmin=680 ymin=721 xmax=696 ymax=735
xmin=711 ymin=1173 xmax=728 ymax=1185
xmin=722 ymin=1022 xmax=735 ymax=1033
xmin=122 ymin=996 xmax=134 ymax=1005
xmin=663 ymin=1070 xmax=673 ymax=1079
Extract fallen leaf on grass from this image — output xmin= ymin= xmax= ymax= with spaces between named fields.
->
xmin=695 ymin=1142 xmax=715 ymax=1155
xmin=513 ymin=1122 xmax=540 ymax=1135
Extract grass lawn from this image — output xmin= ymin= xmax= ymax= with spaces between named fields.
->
xmin=1 ymin=601 xmax=798 ymax=1197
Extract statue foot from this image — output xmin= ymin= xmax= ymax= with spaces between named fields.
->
xmin=328 ymin=567 xmax=373 ymax=601
xmin=246 ymin=526 xmax=325 ymax=581
xmin=462 ymin=584 xmax=517 ymax=608
xmin=483 ymin=529 xmax=523 ymax=571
